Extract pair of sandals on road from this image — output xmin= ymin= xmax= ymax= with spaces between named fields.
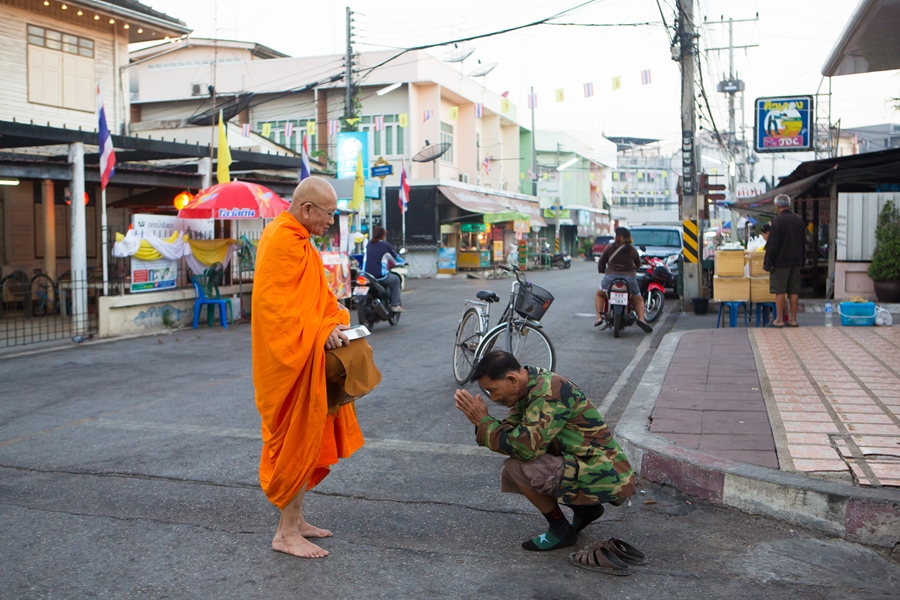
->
xmin=568 ymin=537 xmax=647 ymax=576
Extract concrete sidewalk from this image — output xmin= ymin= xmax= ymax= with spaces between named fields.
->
xmin=616 ymin=319 xmax=900 ymax=551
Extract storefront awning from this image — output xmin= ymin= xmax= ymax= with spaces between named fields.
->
xmin=728 ymin=167 xmax=837 ymax=217
xmin=484 ymin=211 xmax=529 ymax=224
xmin=438 ymin=186 xmax=547 ymax=228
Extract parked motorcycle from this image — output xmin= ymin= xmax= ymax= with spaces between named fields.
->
xmin=596 ymin=277 xmax=638 ymax=338
xmin=538 ymin=243 xmax=571 ymax=269
xmin=355 ymin=250 xmax=406 ymax=330
xmin=637 ymin=255 xmax=671 ymax=324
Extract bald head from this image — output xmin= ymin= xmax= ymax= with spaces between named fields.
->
xmin=288 ymin=176 xmax=338 ymax=235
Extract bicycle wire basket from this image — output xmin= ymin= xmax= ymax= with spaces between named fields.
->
xmin=514 ymin=282 xmax=554 ymax=321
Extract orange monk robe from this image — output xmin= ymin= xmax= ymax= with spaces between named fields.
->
xmin=252 ymin=211 xmax=364 ymax=509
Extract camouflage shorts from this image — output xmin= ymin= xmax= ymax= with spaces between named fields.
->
xmin=500 ymin=454 xmax=564 ymax=497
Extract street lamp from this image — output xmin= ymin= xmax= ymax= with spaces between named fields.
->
xmin=376 ymin=83 xmax=402 ymax=96
xmin=557 ymin=157 xmax=578 ymax=171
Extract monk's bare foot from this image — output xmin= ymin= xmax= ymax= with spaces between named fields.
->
xmin=272 ymin=530 xmax=329 ymax=558
xmin=298 ymin=522 xmax=333 ymax=538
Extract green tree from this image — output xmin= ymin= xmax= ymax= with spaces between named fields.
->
xmin=868 ymin=200 xmax=900 ymax=282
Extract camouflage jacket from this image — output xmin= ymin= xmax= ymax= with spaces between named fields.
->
xmin=475 ymin=367 xmax=636 ymax=506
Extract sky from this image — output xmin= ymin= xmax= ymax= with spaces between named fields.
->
xmin=139 ymin=0 xmax=899 ymax=149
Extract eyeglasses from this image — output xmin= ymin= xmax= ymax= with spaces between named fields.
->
xmin=305 ymin=202 xmax=339 ymax=218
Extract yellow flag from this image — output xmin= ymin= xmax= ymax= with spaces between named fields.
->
xmin=500 ymin=98 xmax=510 ymax=113
xmin=520 ymin=172 xmax=525 ymax=179
xmin=261 ymin=122 xmax=271 ymax=137
xmin=612 ymin=76 xmax=621 ymax=91
xmin=590 ymin=173 xmax=596 ymax=180
xmin=566 ymin=173 xmax=571 ymax=180
xmin=216 ymin=110 xmax=231 ymax=185
xmin=398 ymin=113 xmax=409 ymax=128
xmin=449 ymin=106 xmax=459 ymax=120
xmin=351 ymin=151 xmax=365 ymax=211
xmin=306 ymin=121 xmax=316 ymax=136
xmin=346 ymin=117 xmax=360 ymax=125
xmin=556 ymin=88 xmax=565 ymax=102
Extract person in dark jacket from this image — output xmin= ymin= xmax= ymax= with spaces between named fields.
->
xmin=363 ymin=226 xmax=403 ymax=312
xmin=763 ymin=194 xmax=806 ymax=327
xmin=595 ymin=227 xmax=652 ymax=333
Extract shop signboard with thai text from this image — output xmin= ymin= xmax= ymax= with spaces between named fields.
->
xmin=754 ymin=96 xmax=813 ymax=153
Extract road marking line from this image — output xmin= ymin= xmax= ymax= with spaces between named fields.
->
xmin=597 ymin=333 xmax=654 ymax=417
xmin=86 ymin=418 xmax=494 ymax=457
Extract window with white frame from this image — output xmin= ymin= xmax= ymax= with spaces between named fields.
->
xmin=27 ymin=25 xmax=94 ymax=112
xmin=440 ymin=122 xmax=454 ymax=164
xmin=359 ymin=115 xmax=405 ymax=158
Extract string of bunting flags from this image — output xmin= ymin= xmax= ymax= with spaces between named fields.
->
xmin=242 ymin=67 xmax=653 ymax=142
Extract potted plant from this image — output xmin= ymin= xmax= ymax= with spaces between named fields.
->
xmin=868 ymin=199 xmax=900 ymax=303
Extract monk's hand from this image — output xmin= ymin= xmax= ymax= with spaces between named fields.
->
xmin=325 ymin=324 xmax=350 ymax=350
xmin=454 ymin=388 xmax=489 ymax=425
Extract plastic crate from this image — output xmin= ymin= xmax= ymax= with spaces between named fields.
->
xmin=514 ymin=283 xmax=554 ymax=320
xmin=838 ymin=301 xmax=876 ymax=326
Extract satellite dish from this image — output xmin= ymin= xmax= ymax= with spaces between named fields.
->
xmin=444 ymin=46 xmax=475 ymax=63
xmin=412 ymin=142 xmax=451 ymax=163
xmin=468 ymin=62 xmax=497 ymax=78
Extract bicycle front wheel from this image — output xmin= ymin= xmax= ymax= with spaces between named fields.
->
xmin=453 ymin=308 xmax=483 ymax=384
xmin=480 ymin=321 xmax=556 ymax=373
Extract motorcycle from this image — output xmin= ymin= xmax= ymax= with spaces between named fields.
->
xmin=538 ymin=243 xmax=571 ymax=269
xmin=637 ymin=255 xmax=671 ymax=324
xmin=596 ymin=277 xmax=638 ymax=338
xmin=354 ymin=250 xmax=406 ymax=330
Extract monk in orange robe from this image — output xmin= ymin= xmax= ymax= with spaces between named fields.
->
xmin=252 ymin=177 xmax=364 ymax=558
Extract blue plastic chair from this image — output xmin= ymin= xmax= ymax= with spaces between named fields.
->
xmin=755 ymin=302 xmax=777 ymax=327
xmin=191 ymin=276 xmax=228 ymax=330
xmin=716 ymin=301 xmax=749 ymax=328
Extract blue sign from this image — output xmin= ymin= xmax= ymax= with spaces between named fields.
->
xmin=371 ymin=164 xmax=393 ymax=178
xmin=336 ymin=132 xmax=369 ymax=179
xmin=754 ymin=95 xmax=813 ymax=153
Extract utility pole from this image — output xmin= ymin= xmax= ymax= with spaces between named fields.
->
xmin=530 ymin=86 xmax=537 ymax=197
xmin=706 ymin=16 xmax=758 ymax=239
xmin=344 ymin=7 xmax=354 ymax=120
xmin=677 ymin=0 xmax=700 ymax=302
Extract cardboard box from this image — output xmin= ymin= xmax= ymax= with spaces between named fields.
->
xmin=715 ymin=250 xmax=746 ymax=277
xmin=749 ymin=253 xmax=767 ymax=277
xmin=713 ymin=276 xmax=750 ymax=301
xmin=750 ymin=277 xmax=776 ymax=302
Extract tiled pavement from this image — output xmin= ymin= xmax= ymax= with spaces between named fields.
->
xmin=649 ymin=326 xmax=900 ymax=488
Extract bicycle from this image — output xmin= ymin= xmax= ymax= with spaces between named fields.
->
xmin=452 ymin=265 xmax=556 ymax=385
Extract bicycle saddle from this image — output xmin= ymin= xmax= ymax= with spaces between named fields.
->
xmin=476 ymin=290 xmax=501 ymax=303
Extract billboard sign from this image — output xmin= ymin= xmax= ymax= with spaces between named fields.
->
xmin=336 ymin=132 xmax=369 ymax=179
xmin=754 ymin=96 xmax=813 ymax=153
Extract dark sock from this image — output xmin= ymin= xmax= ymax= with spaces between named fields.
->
xmin=522 ymin=506 xmax=576 ymax=551
xmin=570 ymin=504 xmax=604 ymax=533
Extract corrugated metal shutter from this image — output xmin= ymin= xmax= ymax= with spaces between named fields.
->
xmin=837 ymin=192 xmax=900 ymax=261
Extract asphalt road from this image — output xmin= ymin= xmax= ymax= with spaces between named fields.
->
xmin=1 ymin=260 xmax=898 ymax=599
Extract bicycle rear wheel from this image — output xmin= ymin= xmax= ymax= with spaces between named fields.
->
xmin=453 ymin=308 xmax=482 ymax=384
xmin=480 ymin=321 xmax=556 ymax=373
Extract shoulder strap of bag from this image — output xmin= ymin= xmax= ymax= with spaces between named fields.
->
xmin=608 ymin=243 xmax=627 ymax=262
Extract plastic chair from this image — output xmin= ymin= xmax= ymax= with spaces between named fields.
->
xmin=716 ymin=301 xmax=749 ymax=328
xmin=203 ymin=263 xmax=233 ymax=326
xmin=191 ymin=275 xmax=228 ymax=330
xmin=755 ymin=302 xmax=777 ymax=327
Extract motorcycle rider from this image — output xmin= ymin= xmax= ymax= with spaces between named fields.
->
xmin=595 ymin=227 xmax=653 ymax=333
xmin=363 ymin=226 xmax=403 ymax=312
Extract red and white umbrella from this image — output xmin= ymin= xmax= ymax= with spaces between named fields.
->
xmin=178 ymin=180 xmax=289 ymax=220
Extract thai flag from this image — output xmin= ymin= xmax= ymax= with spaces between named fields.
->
xmin=96 ymin=82 xmax=115 ymax=190
xmin=284 ymin=122 xmax=294 ymax=138
xmin=328 ymin=120 xmax=339 ymax=135
xmin=483 ymin=154 xmax=491 ymax=175
xmin=526 ymin=166 xmax=535 ymax=180
xmin=423 ymin=110 xmax=433 ymax=122
xmin=374 ymin=115 xmax=384 ymax=132
xmin=527 ymin=94 xmax=537 ymax=109
xmin=242 ymin=123 xmax=250 ymax=137
xmin=475 ymin=103 xmax=484 ymax=118
xmin=584 ymin=82 xmax=594 ymax=98
xmin=641 ymin=69 xmax=652 ymax=85
xmin=299 ymin=133 xmax=310 ymax=181
xmin=398 ymin=160 xmax=410 ymax=214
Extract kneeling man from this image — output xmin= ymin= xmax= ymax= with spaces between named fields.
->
xmin=455 ymin=350 xmax=635 ymax=551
